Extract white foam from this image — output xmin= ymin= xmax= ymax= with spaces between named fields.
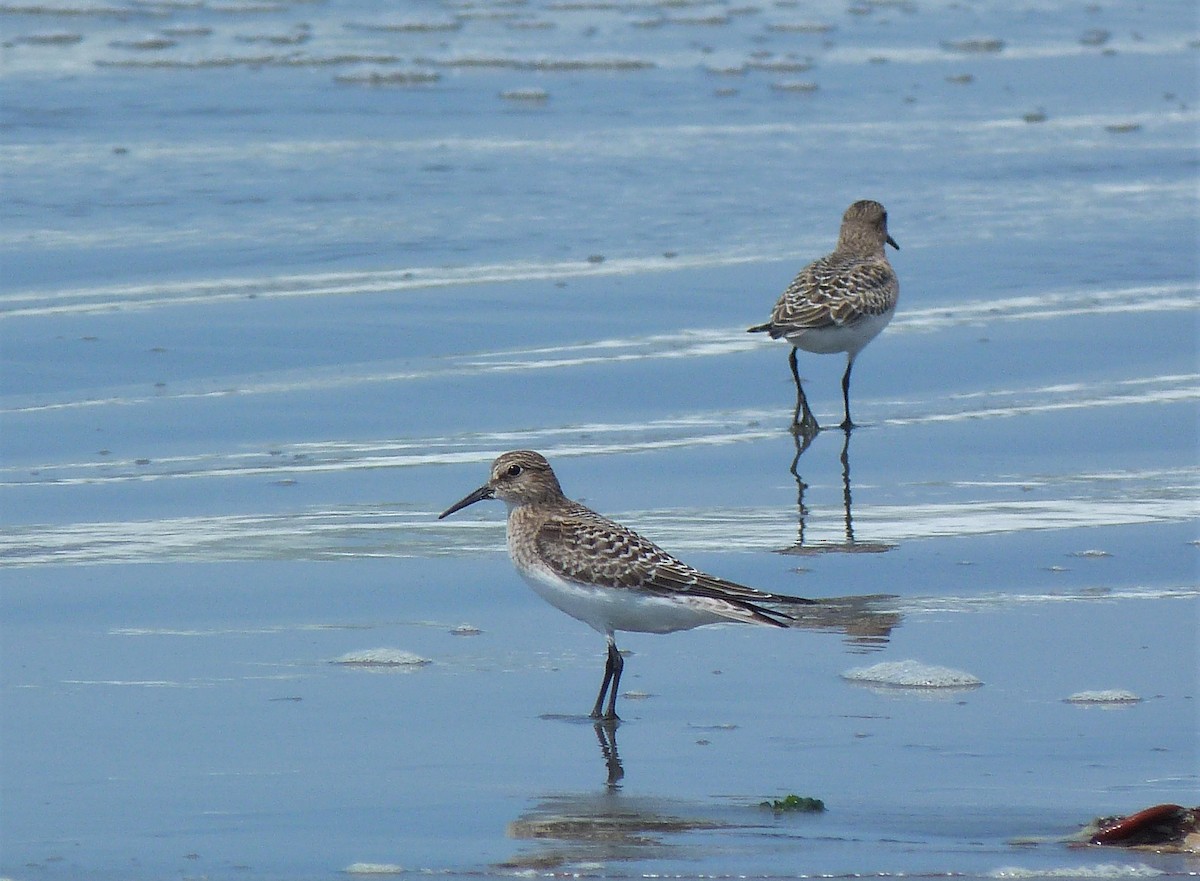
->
xmin=988 ymin=865 xmax=1163 ymax=879
xmin=841 ymin=660 xmax=982 ymax=689
xmin=3 ymin=285 xmax=1195 ymax=419
xmin=5 ymin=372 xmax=1198 ymax=484
xmin=897 ymin=586 xmax=1199 ymax=615
xmin=344 ymin=864 xmax=405 ymax=875
xmin=826 ymin=34 xmax=1192 ymax=66
xmin=331 ymin=649 xmax=431 ymax=668
xmin=4 ymin=483 xmax=1199 ymax=567
xmin=61 ymin=678 xmax=207 ymax=688
xmin=1065 ymin=689 xmax=1142 ymax=704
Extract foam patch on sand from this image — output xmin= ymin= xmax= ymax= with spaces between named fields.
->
xmin=841 ymin=659 xmax=982 ymax=689
xmin=1065 ymin=689 xmax=1142 ymax=704
xmin=345 ymin=864 xmax=405 ymax=875
xmin=331 ymin=649 xmax=431 ymax=668
xmin=988 ymin=864 xmax=1163 ymax=878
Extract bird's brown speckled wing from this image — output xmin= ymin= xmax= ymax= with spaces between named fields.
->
xmin=767 ymin=254 xmax=897 ymax=337
xmin=533 ymin=504 xmax=812 ymax=623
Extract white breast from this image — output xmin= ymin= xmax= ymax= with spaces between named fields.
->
xmin=516 ymin=561 xmax=732 ymax=636
xmin=785 ymin=308 xmax=895 ymax=356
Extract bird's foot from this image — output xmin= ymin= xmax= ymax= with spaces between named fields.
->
xmin=790 ymin=417 xmax=821 ymax=438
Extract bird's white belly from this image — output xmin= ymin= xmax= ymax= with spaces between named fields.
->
xmin=784 ymin=308 xmax=895 ymax=356
xmin=517 ymin=565 xmax=728 ymax=636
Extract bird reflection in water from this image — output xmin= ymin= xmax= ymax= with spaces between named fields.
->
xmin=502 ymin=737 xmax=726 ymax=871
xmin=777 ymin=427 xmax=900 ymax=650
xmin=785 ymin=427 xmax=896 ymax=557
xmin=594 ymin=719 xmax=623 ymax=789
xmin=500 ymin=548 xmax=901 ymax=871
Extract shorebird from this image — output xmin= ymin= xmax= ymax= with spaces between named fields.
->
xmin=438 ymin=450 xmax=814 ymax=720
xmin=748 ymin=199 xmax=899 ymax=435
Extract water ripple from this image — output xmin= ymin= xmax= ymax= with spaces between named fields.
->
xmin=2 ymin=466 xmax=1194 ymax=567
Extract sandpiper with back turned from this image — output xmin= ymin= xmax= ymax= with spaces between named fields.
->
xmin=438 ymin=450 xmax=814 ymax=720
xmin=748 ymin=199 xmax=900 ymax=435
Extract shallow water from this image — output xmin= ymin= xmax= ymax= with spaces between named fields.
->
xmin=1 ymin=0 xmax=1198 ymax=878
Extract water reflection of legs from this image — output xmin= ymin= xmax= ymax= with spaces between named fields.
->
xmin=784 ymin=426 xmax=893 ymax=555
xmin=593 ymin=719 xmax=624 ymax=789
xmin=789 ymin=427 xmax=817 ymax=547
xmin=839 ymin=427 xmax=855 ymax=545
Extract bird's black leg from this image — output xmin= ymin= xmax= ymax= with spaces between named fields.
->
xmin=839 ymin=355 xmax=856 ymax=430
xmin=789 ymin=348 xmax=819 ymax=436
xmin=590 ymin=647 xmax=613 ymax=719
xmin=604 ymin=641 xmax=624 ymax=720
xmin=590 ymin=636 xmax=623 ymax=721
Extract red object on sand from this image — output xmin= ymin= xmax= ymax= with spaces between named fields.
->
xmin=1090 ymin=804 xmax=1186 ymax=845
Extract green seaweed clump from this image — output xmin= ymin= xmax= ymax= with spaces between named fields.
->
xmin=760 ymin=794 xmax=825 ymax=813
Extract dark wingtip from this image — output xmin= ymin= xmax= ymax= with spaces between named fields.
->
xmin=748 ymin=593 xmax=816 ymax=627
xmin=776 ymin=594 xmax=817 ymax=605
xmin=747 ymin=323 xmax=771 ymax=334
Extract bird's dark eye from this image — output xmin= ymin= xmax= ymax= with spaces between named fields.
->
xmin=506 ymin=464 xmax=523 ymax=477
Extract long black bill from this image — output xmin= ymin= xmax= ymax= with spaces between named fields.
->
xmin=438 ymin=484 xmax=494 ymax=519
xmin=886 ymin=234 xmax=900 ymax=250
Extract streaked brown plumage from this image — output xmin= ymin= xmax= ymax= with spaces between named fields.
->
xmin=749 ymin=200 xmax=899 ymax=434
xmin=439 ymin=450 xmax=813 ymax=719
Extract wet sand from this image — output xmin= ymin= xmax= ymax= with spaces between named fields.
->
xmin=1 ymin=0 xmax=1197 ymax=877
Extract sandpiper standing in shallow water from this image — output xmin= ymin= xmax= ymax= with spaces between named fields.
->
xmin=748 ymin=200 xmax=899 ymax=435
xmin=438 ymin=450 xmax=814 ymax=720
